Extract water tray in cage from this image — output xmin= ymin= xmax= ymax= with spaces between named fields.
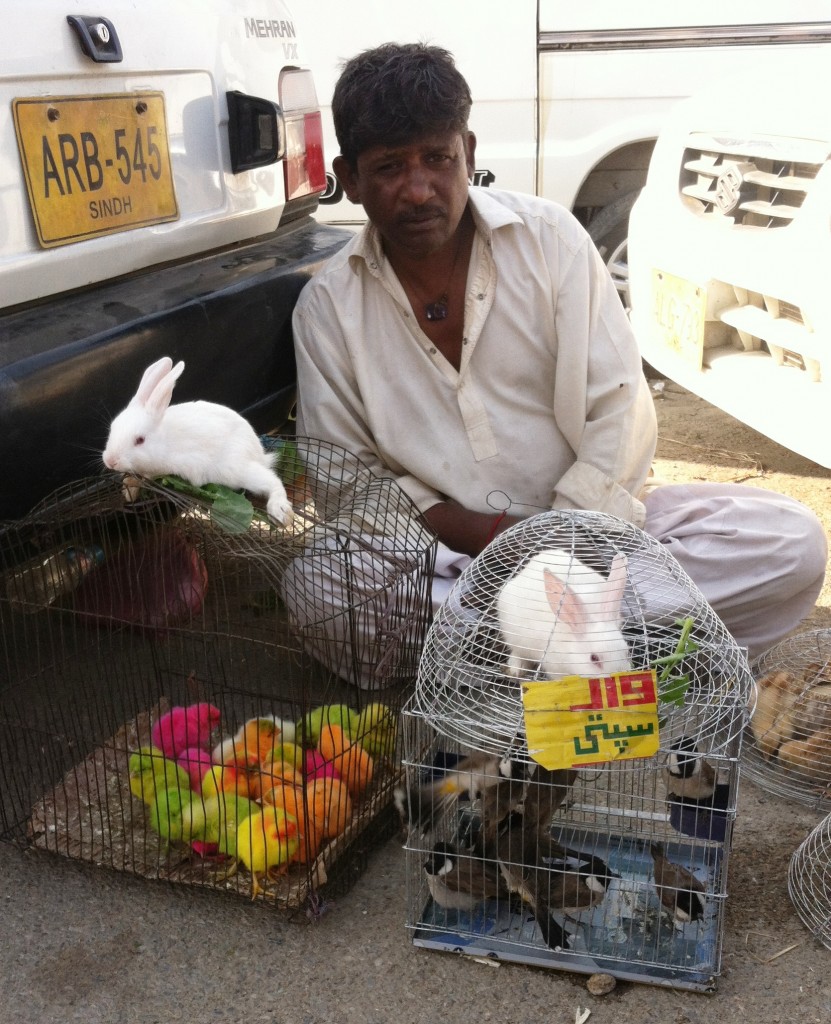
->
xmin=412 ymin=828 xmax=723 ymax=992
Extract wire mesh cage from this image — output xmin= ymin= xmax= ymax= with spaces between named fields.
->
xmin=743 ymin=630 xmax=831 ymax=812
xmin=0 ymin=437 xmax=435 ymax=913
xmin=401 ymin=510 xmax=753 ymax=990
xmin=788 ymin=809 xmax=831 ymax=950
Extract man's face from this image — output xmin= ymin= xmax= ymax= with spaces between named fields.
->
xmin=334 ymin=131 xmax=476 ymax=260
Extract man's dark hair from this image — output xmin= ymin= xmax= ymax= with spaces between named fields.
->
xmin=332 ymin=42 xmax=472 ymax=166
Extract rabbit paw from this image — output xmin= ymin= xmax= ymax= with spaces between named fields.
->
xmin=267 ymin=492 xmax=295 ymax=526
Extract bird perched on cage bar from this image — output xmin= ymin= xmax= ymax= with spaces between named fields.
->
xmin=423 ymin=841 xmax=510 ymax=911
xmin=394 ymin=751 xmax=528 ymax=836
xmin=520 ymin=766 xmax=579 ymax=840
xmin=495 ymin=811 xmax=614 ymax=950
xmin=664 ymin=737 xmax=717 ymax=803
xmin=649 ymin=842 xmax=706 ymax=925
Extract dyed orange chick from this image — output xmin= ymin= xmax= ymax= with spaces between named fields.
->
xmin=263 ymin=782 xmax=322 ymax=863
xmin=214 ymin=717 xmax=282 ymax=769
xmin=318 ymin=725 xmax=374 ymax=798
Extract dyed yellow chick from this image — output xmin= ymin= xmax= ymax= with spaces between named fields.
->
xmin=236 ymin=806 xmax=300 ymax=899
xmin=128 ymin=745 xmax=191 ymax=804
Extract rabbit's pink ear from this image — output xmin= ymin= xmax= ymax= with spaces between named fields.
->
xmin=133 ymin=356 xmax=174 ymax=405
xmin=543 ymin=568 xmax=586 ymax=631
xmin=600 ymin=552 xmax=628 ymax=625
xmin=145 ymin=360 xmax=185 ymax=418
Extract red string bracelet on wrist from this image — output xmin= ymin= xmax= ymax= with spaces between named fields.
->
xmin=485 ymin=511 xmax=507 ymax=546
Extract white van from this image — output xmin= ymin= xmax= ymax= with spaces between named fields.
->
xmin=293 ymin=1 xmax=831 ymax=302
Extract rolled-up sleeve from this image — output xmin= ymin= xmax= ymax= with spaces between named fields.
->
xmin=549 ymin=232 xmax=657 ymax=527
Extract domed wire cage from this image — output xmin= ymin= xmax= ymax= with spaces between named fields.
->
xmin=402 ymin=510 xmax=755 ymax=991
xmin=415 ymin=510 xmax=754 ymax=760
xmin=0 ymin=436 xmax=435 ymax=914
xmin=743 ymin=630 xmax=831 ymax=812
xmin=788 ymin=809 xmax=831 ymax=950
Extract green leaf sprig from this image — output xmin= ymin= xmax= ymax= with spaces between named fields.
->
xmin=652 ymin=616 xmax=698 ymax=709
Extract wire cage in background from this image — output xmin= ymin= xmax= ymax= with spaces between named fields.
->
xmin=788 ymin=808 xmax=831 ymax=950
xmin=401 ymin=510 xmax=754 ymax=991
xmin=742 ymin=630 xmax=831 ymax=812
xmin=0 ymin=437 xmax=436 ymax=913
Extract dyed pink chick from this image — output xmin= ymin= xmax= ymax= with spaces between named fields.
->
xmin=177 ymin=746 xmax=215 ymax=792
xmin=151 ymin=703 xmax=221 ymax=759
xmin=304 ymin=748 xmax=340 ymax=782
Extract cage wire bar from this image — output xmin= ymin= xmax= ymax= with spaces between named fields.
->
xmin=743 ymin=629 xmax=831 ymax=812
xmin=0 ymin=437 xmax=435 ymax=913
xmin=401 ymin=510 xmax=753 ymax=990
xmin=789 ymin=809 xmax=831 ymax=950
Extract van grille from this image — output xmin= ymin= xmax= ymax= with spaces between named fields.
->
xmin=679 ymin=133 xmax=830 ymax=227
xmin=716 ymin=284 xmax=823 ymax=380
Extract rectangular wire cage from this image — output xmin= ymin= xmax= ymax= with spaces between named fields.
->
xmin=0 ymin=437 xmax=436 ymax=914
xmin=401 ymin=698 xmax=740 ymax=991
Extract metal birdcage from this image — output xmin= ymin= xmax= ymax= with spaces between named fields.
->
xmin=742 ymin=630 xmax=831 ymax=812
xmin=401 ymin=510 xmax=753 ymax=991
xmin=0 ymin=436 xmax=435 ymax=914
xmin=788 ymin=809 xmax=831 ymax=950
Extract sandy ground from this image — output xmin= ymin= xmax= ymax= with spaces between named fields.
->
xmin=1 ymin=385 xmax=830 ymax=1023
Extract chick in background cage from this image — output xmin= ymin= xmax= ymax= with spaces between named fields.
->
xmin=744 ymin=631 xmax=831 ymax=809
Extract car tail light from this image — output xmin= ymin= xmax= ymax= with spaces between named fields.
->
xmin=280 ymin=69 xmax=327 ymax=200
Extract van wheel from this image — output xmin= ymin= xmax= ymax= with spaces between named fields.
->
xmin=587 ymin=190 xmax=640 ymax=311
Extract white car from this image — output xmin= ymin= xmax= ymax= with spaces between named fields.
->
xmin=0 ymin=1 xmax=350 ymax=518
xmin=628 ymin=53 xmax=831 ymax=468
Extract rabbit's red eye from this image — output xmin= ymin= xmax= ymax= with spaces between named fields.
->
xmin=135 ymin=436 xmax=145 ymax=446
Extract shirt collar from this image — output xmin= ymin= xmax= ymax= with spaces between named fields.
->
xmin=347 ymin=187 xmax=522 ymax=278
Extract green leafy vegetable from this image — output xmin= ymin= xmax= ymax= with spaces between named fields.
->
xmin=155 ymin=476 xmax=254 ymax=534
xmin=263 ymin=437 xmax=306 ymax=484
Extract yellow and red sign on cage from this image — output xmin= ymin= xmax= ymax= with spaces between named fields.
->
xmin=522 ymin=670 xmax=659 ymax=770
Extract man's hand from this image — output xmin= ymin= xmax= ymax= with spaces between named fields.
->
xmin=422 ymin=500 xmax=521 ymax=556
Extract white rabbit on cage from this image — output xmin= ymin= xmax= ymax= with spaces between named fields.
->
xmin=102 ymin=356 xmax=293 ymax=524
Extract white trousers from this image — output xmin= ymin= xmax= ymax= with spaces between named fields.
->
xmin=433 ymin=483 xmax=828 ymax=662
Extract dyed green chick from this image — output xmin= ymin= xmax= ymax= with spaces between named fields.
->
xmin=200 ymin=793 xmax=260 ymax=858
xmin=148 ymin=786 xmax=206 ymax=844
xmin=128 ymin=745 xmax=191 ymax=804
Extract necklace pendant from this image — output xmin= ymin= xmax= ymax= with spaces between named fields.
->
xmin=425 ymin=298 xmax=449 ymax=321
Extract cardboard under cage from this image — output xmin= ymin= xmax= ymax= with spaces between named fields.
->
xmin=0 ymin=436 xmax=436 ymax=909
xmin=400 ymin=510 xmax=752 ymax=990
xmin=743 ymin=630 xmax=831 ymax=812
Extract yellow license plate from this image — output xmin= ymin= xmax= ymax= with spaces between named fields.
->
xmin=651 ymin=270 xmax=707 ymax=369
xmin=13 ymin=92 xmax=179 ymax=248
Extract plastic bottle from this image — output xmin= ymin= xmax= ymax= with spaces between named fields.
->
xmin=4 ymin=544 xmax=104 ymax=612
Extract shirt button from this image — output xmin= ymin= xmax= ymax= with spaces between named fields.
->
xmin=430 ymin=348 xmax=437 ymax=355
xmin=477 ymin=293 xmax=484 ymax=300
